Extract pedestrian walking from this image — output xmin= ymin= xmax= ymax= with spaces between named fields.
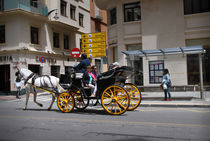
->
xmin=161 ymin=69 xmax=172 ymax=101
xmin=15 ymin=72 xmax=22 ymax=99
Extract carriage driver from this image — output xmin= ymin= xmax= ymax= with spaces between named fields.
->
xmin=73 ymin=54 xmax=91 ymax=73
xmin=82 ymin=66 xmax=97 ymax=97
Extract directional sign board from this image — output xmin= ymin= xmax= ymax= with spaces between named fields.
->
xmin=82 ymin=32 xmax=105 ymax=39
xmin=82 ymin=42 xmax=106 ymax=48
xmin=82 ymin=32 xmax=106 ymax=58
xmin=71 ymin=48 xmax=81 ymax=59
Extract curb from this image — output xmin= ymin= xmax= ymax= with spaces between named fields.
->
xmin=140 ymin=103 xmax=210 ymax=108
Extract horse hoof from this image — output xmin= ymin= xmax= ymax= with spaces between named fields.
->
xmin=23 ymin=108 xmax=27 ymax=110
xmin=47 ymin=108 xmax=51 ymax=111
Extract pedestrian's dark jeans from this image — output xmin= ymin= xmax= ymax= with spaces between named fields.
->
xmin=164 ymin=88 xmax=171 ymax=100
xmin=16 ymin=87 xmax=21 ymax=98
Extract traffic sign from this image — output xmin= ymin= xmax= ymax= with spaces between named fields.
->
xmin=82 ymin=42 xmax=106 ymax=48
xmin=82 ymin=38 xmax=105 ymax=44
xmin=70 ymin=48 xmax=81 ymax=58
xmin=87 ymin=52 xmax=106 ymax=58
xmin=40 ymin=56 xmax=45 ymax=63
xmin=82 ymin=48 xmax=106 ymax=53
xmin=82 ymin=32 xmax=105 ymax=39
xmin=81 ymin=32 xmax=106 ymax=58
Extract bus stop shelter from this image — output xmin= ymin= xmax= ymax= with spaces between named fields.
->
xmin=122 ymin=46 xmax=206 ymax=99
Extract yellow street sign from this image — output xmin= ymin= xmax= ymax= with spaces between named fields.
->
xmin=82 ymin=38 xmax=105 ymax=43
xmin=82 ymin=42 xmax=106 ymax=48
xmin=82 ymin=48 xmax=106 ymax=54
xmin=81 ymin=32 xmax=106 ymax=57
xmin=87 ymin=52 xmax=106 ymax=58
xmin=82 ymin=32 xmax=105 ymax=39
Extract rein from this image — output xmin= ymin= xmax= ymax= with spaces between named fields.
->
xmin=24 ymin=73 xmax=35 ymax=85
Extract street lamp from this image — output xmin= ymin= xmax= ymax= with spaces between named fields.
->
xmin=47 ymin=9 xmax=59 ymax=20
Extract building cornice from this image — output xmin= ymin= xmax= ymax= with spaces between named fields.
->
xmin=0 ymin=49 xmax=75 ymax=61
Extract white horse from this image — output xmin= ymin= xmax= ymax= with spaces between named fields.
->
xmin=16 ymin=68 xmax=64 ymax=110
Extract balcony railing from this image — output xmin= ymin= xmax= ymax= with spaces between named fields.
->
xmin=0 ymin=0 xmax=48 ymax=16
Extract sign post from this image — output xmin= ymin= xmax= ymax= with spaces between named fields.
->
xmin=39 ymin=56 xmax=45 ymax=75
xmin=70 ymin=48 xmax=81 ymax=66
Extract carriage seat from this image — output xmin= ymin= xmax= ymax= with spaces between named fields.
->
xmin=75 ymin=73 xmax=83 ymax=79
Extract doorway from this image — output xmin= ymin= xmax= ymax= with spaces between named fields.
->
xmin=28 ymin=64 xmax=41 ymax=75
xmin=0 ymin=65 xmax=10 ymax=93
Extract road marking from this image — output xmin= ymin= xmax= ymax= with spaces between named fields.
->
xmin=0 ymin=115 xmax=210 ymax=128
xmin=180 ymin=109 xmax=210 ymax=113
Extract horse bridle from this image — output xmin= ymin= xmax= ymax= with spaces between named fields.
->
xmin=24 ymin=72 xmax=35 ymax=85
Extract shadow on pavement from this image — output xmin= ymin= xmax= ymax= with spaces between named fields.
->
xmin=16 ymin=108 xmax=128 ymax=116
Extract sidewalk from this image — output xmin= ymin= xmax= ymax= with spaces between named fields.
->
xmin=1 ymin=91 xmax=210 ymax=108
xmin=141 ymin=91 xmax=210 ymax=108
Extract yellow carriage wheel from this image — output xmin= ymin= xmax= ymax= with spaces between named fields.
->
xmin=57 ymin=92 xmax=75 ymax=113
xmin=124 ymin=83 xmax=142 ymax=111
xmin=71 ymin=89 xmax=89 ymax=110
xmin=101 ymin=85 xmax=130 ymax=115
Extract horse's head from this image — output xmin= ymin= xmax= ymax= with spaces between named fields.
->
xmin=15 ymin=68 xmax=33 ymax=80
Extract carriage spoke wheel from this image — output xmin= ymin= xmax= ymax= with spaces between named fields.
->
xmin=101 ymin=85 xmax=129 ymax=115
xmin=71 ymin=89 xmax=89 ymax=110
xmin=57 ymin=92 xmax=75 ymax=113
xmin=124 ymin=83 xmax=142 ymax=111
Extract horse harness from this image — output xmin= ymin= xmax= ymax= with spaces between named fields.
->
xmin=24 ymin=73 xmax=57 ymax=91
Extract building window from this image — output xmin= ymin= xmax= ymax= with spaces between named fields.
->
xmin=30 ymin=0 xmax=38 ymax=8
xmin=149 ymin=60 xmax=164 ymax=84
xmin=30 ymin=26 xmax=39 ymax=44
xmin=53 ymin=32 xmax=59 ymax=48
xmin=110 ymin=8 xmax=117 ymax=25
xmin=51 ymin=66 xmax=60 ymax=77
xmin=79 ymin=13 xmax=84 ymax=27
xmin=184 ymin=0 xmax=210 ymax=15
xmin=64 ymin=34 xmax=69 ymax=50
xmin=124 ymin=2 xmax=141 ymax=22
xmin=65 ymin=66 xmax=73 ymax=75
xmin=0 ymin=25 xmax=5 ymax=43
xmin=186 ymin=38 xmax=210 ymax=85
xmin=70 ymin=5 xmax=76 ymax=20
xmin=0 ymin=0 xmax=4 ymax=11
xmin=61 ymin=0 xmax=67 ymax=16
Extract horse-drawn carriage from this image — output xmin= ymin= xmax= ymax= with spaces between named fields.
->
xmin=58 ymin=66 xmax=142 ymax=115
xmin=17 ymin=66 xmax=141 ymax=115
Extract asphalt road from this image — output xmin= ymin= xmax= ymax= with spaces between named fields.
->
xmin=0 ymin=95 xmax=210 ymax=141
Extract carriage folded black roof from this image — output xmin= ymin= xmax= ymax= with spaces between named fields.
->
xmin=100 ymin=66 xmax=133 ymax=78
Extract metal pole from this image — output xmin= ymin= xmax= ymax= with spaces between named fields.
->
xmin=199 ymin=53 xmax=204 ymax=100
xmin=101 ymin=57 xmax=103 ymax=73
xmin=74 ymin=59 xmax=77 ymax=66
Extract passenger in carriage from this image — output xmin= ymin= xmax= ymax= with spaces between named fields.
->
xmin=82 ymin=66 xmax=97 ymax=97
xmin=73 ymin=54 xmax=91 ymax=73
xmin=109 ymin=62 xmax=120 ymax=70
xmin=91 ymin=65 xmax=98 ymax=96
xmin=91 ymin=65 xmax=98 ymax=78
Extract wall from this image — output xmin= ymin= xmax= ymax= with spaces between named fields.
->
xmin=141 ymin=0 xmax=187 ymax=86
